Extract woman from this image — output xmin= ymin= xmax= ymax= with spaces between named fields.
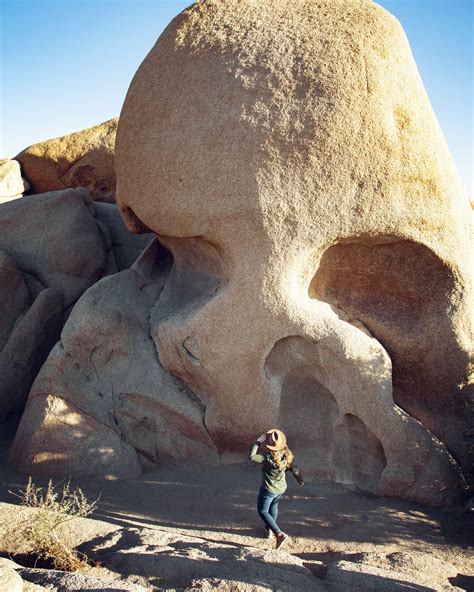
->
xmin=249 ymin=428 xmax=304 ymax=549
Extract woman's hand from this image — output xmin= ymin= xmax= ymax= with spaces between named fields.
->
xmin=256 ymin=434 xmax=267 ymax=444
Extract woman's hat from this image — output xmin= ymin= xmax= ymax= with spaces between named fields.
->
xmin=265 ymin=429 xmax=287 ymax=451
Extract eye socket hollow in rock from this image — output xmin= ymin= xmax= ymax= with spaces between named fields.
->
xmin=309 ymin=236 xmax=471 ymax=482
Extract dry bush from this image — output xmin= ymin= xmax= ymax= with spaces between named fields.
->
xmin=9 ymin=477 xmax=99 ymax=571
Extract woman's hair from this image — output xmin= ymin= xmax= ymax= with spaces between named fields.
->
xmin=269 ymin=446 xmax=294 ymax=470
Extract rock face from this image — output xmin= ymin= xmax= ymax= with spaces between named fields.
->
xmin=10 ymin=241 xmax=219 ymax=477
xmin=15 ymin=118 xmax=118 ymax=202
xmin=0 ymin=188 xmax=106 ymax=307
xmin=0 ymin=159 xmax=30 ymax=203
xmin=0 ymin=188 xmax=152 ymax=420
xmin=11 ymin=0 xmax=473 ymax=505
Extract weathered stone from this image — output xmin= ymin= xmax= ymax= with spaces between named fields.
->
xmin=0 ymin=188 xmax=106 ymax=308
xmin=93 ymin=202 xmax=152 ymax=271
xmin=0 ymin=159 xmax=30 ymax=203
xmin=0 ymin=557 xmax=24 ymax=592
xmin=0 ymin=501 xmax=321 ymax=592
xmin=16 ymin=119 xmax=118 ymax=202
xmin=0 ymin=251 xmax=30 ymax=349
xmin=324 ymin=551 xmax=462 ymax=592
xmin=18 ymin=567 xmax=149 ymax=591
xmin=82 ymin=528 xmax=322 ymax=591
xmin=9 ymin=241 xmax=218 ymax=477
xmin=11 ymin=0 xmax=473 ymax=505
xmin=0 ymin=287 xmax=63 ymax=418
xmin=114 ymin=0 xmax=471 ymax=502
xmin=21 ymin=581 xmax=47 ymax=592
xmin=0 ymin=188 xmax=152 ymax=419
xmin=0 ymin=188 xmax=106 ymax=420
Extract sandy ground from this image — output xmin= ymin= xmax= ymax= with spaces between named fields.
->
xmin=0 ymin=419 xmax=472 ymax=586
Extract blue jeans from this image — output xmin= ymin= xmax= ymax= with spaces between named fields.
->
xmin=257 ymin=486 xmax=282 ymax=534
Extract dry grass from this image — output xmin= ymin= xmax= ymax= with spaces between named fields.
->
xmin=8 ymin=477 xmax=99 ymax=571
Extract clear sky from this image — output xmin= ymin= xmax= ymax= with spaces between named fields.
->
xmin=1 ymin=0 xmax=472 ymax=196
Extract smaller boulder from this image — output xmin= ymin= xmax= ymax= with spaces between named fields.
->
xmin=0 ymin=558 xmax=24 ymax=592
xmin=0 ymin=187 xmax=106 ymax=308
xmin=16 ymin=118 xmax=118 ymax=202
xmin=0 ymin=159 xmax=30 ymax=203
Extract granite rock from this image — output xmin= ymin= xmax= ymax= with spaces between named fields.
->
xmin=16 ymin=119 xmax=118 ymax=203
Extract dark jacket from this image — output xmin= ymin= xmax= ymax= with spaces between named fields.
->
xmin=249 ymin=442 xmax=304 ymax=494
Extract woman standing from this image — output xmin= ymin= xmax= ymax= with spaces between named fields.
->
xmin=249 ymin=429 xmax=304 ymax=549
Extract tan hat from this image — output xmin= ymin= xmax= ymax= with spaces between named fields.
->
xmin=265 ymin=429 xmax=287 ymax=451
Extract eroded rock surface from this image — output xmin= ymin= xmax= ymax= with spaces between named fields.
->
xmin=93 ymin=202 xmax=152 ymax=271
xmin=17 ymin=567 xmax=149 ymax=592
xmin=0 ymin=188 xmax=106 ymax=307
xmin=81 ymin=529 xmax=323 ymax=591
xmin=0 ymin=501 xmax=467 ymax=592
xmin=10 ymin=241 xmax=218 ymax=477
xmin=0 ymin=188 xmax=152 ymax=419
xmin=11 ymin=0 xmax=473 ymax=505
xmin=324 ymin=551 xmax=465 ymax=592
xmin=16 ymin=118 xmax=118 ymax=202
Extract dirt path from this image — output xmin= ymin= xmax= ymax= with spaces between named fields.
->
xmin=0 ymin=422 xmax=472 ymax=582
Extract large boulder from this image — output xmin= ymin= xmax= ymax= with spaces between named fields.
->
xmin=0 ymin=188 xmax=106 ymax=308
xmin=11 ymin=0 xmax=473 ymax=505
xmin=0 ymin=285 xmax=63 ymax=418
xmin=0 ymin=188 xmax=152 ymax=419
xmin=10 ymin=241 xmax=218 ymax=477
xmin=0 ymin=159 xmax=30 ymax=203
xmin=114 ymin=0 xmax=472 ymax=500
xmin=16 ymin=118 xmax=118 ymax=202
xmin=0 ymin=188 xmax=106 ymax=418
xmin=0 ymin=251 xmax=30 ymax=349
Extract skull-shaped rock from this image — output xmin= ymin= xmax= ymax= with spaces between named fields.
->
xmin=115 ymin=0 xmax=472 ymax=503
xmin=11 ymin=0 xmax=472 ymax=505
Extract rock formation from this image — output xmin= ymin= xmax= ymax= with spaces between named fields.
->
xmin=9 ymin=0 xmax=473 ymax=505
xmin=0 ymin=159 xmax=30 ymax=203
xmin=15 ymin=118 xmax=118 ymax=202
xmin=0 ymin=188 xmax=152 ymax=420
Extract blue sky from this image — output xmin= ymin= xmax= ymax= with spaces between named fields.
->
xmin=1 ymin=0 xmax=472 ymax=196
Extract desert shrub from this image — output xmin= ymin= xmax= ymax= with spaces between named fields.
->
xmin=9 ymin=477 xmax=99 ymax=571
